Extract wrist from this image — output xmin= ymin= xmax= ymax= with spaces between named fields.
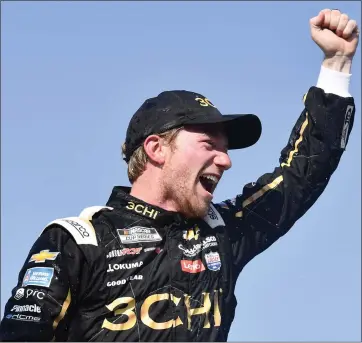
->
xmin=316 ymin=65 xmax=351 ymax=97
xmin=322 ymin=56 xmax=353 ymax=74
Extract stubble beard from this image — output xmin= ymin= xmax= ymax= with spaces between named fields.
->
xmin=161 ymin=163 xmax=210 ymax=219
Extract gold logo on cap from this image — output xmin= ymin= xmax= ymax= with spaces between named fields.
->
xmin=195 ymin=97 xmax=216 ymax=108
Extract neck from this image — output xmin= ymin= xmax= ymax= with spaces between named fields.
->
xmin=130 ymin=172 xmax=179 ymax=213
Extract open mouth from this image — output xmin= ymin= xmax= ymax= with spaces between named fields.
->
xmin=199 ymin=174 xmax=219 ymax=194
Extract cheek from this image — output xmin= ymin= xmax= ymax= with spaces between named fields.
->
xmin=183 ymin=146 xmax=209 ymax=163
xmin=167 ymin=147 xmax=210 ymax=175
xmin=170 ymin=148 xmax=197 ymax=165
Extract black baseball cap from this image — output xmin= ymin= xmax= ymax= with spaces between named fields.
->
xmin=123 ymin=90 xmax=262 ymax=162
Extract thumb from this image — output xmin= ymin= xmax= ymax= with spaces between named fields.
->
xmin=310 ymin=11 xmax=324 ymax=28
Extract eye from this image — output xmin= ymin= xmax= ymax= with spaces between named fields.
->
xmin=203 ymin=140 xmax=216 ymax=149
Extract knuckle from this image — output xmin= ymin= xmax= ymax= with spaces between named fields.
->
xmin=341 ymin=14 xmax=349 ymax=21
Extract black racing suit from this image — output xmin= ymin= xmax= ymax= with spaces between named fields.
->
xmin=0 ymin=87 xmax=355 ymax=341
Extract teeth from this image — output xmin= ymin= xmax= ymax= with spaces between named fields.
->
xmin=202 ymin=175 xmax=219 ymax=185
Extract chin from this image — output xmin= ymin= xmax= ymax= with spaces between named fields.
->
xmin=182 ymin=201 xmax=210 ymax=219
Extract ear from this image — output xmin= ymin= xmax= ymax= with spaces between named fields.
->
xmin=143 ymin=135 xmax=167 ymax=165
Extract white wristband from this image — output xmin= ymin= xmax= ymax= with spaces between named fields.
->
xmin=316 ymin=66 xmax=351 ymax=97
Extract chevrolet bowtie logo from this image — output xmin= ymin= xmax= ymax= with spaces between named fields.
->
xmin=29 ymin=250 xmax=60 ymax=263
xmin=183 ymin=225 xmax=200 ymax=241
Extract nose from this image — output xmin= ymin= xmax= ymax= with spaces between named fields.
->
xmin=214 ymin=151 xmax=232 ymax=171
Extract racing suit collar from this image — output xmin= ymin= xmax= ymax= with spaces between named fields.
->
xmin=106 ymin=186 xmax=186 ymax=225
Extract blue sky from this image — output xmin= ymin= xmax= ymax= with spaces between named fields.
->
xmin=1 ymin=1 xmax=361 ymax=341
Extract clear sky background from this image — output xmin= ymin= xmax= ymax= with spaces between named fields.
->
xmin=1 ymin=1 xmax=361 ymax=341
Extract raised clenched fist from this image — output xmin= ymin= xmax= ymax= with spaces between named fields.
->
xmin=310 ymin=9 xmax=359 ymax=59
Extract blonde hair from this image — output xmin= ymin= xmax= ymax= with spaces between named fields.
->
xmin=122 ymin=127 xmax=183 ymax=183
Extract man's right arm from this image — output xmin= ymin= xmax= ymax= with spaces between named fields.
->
xmin=0 ymin=226 xmax=86 ymax=341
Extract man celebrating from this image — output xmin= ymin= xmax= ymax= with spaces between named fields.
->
xmin=0 ymin=9 xmax=359 ymax=342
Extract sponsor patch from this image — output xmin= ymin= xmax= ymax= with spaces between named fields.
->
xmin=14 ymin=288 xmax=25 ymax=300
xmin=182 ymin=225 xmax=200 ymax=241
xmin=204 ymin=251 xmax=221 ymax=271
xmin=14 ymin=288 xmax=45 ymax=301
xmin=107 ymin=275 xmax=143 ymax=287
xmin=107 ymin=261 xmax=144 ymax=273
xmin=11 ymin=304 xmax=41 ymax=313
xmin=106 ymin=247 xmax=142 ymax=259
xmin=178 ymin=236 xmax=218 ymax=258
xmin=117 ymin=227 xmax=162 ymax=244
xmin=29 ymin=249 xmax=60 ymax=263
xmin=22 ymin=267 xmax=54 ymax=288
xmin=181 ymin=259 xmax=205 ymax=274
xmin=6 ymin=313 xmax=40 ymax=322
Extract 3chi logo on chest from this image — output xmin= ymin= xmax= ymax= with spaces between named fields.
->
xmin=102 ymin=288 xmax=223 ymax=331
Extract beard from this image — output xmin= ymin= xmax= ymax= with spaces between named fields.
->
xmin=160 ymin=162 xmax=210 ymax=219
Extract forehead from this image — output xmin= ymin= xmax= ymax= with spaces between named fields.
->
xmin=183 ymin=124 xmax=228 ymax=143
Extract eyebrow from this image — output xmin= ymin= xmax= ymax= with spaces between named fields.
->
xmin=199 ymin=132 xmax=229 ymax=151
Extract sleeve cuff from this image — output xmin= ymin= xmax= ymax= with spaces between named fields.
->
xmin=316 ymin=65 xmax=352 ymax=97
